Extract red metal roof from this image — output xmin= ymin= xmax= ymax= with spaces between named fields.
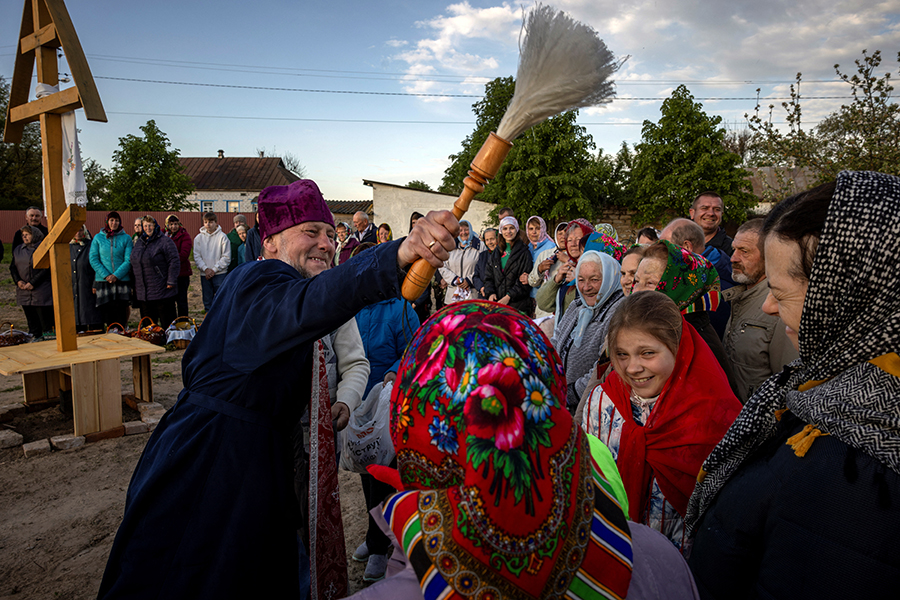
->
xmin=179 ymin=157 xmax=300 ymax=191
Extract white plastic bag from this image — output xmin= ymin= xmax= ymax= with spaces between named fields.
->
xmin=339 ymin=381 xmax=395 ymax=473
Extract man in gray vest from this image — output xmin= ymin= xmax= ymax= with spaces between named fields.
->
xmin=723 ymin=218 xmax=798 ymax=403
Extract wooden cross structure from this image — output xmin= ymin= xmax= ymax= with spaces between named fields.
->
xmin=3 ymin=0 xmax=107 ymax=353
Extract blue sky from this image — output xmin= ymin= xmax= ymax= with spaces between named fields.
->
xmin=2 ymin=0 xmax=898 ymax=200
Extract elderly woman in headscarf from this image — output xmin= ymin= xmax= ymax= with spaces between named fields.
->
xmin=632 ymin=239 xmax=738 ymax=396
xmin=551 ymin=250 xmax=625 ymax=412
xmin=10 ymin=225 xmax=54 ymax=338
xmin=687 ymin=172 xmax=900 ymax=599
xmin=70 ymin=225 xmax=103 ymax=332
xmin=333 ymin=222 xmax=359 ymax=266
xmin=344 ymin=301 xmax=700 ymax=600
xmin=438 ymin=219 xmax=483 ymax=304
xmin=536 ymin=219 xmax=595 ymax=316
xmin=523 ymin=216 xmax=562 ymax=318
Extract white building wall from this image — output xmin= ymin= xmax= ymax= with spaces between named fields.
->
xmin=186 ymin=191 xmax=259 ymax=213
xmin=368 ymin=183 xmax=497 ymax=238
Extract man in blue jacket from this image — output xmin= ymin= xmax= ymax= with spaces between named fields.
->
xmin=97 ymin=179 xmax=458 ymax=600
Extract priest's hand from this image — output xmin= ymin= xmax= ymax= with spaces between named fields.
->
xmin=331 ymin=402 xmax=350 ymax=431
xmin=397 ymin=210 xmax=459 ymax=269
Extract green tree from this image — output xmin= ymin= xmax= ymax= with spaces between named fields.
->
xmin=406 ymin=180 xmax=432 ymax=191
xmin=440 ymin=76 xmax=614 ymax=223
xmin=747 ymin=50 xmax=900 ymax=185
xmin=630 ymin=85 xmax=755 ymax=224
xmin=439 ymin=77 xmax=515 ymax=197
xmin=106 ymin=120 xmax=194 ymax=211
xmin=0 ymin=76 xmax=43 ymax=210
xmin=83 ymin=158 xmax=110 ymax=209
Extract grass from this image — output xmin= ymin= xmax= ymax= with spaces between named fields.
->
xmin=1 ymin=385 xmax=23 ymax=393
xmin=151 ymin=356 xmax=180 ymax=364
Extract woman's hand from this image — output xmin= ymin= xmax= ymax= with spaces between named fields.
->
xmin=554 ymin=262 xmax=571 ymax=283
xmin=488 ymin=294 xmax=498 ymax=302
xmin=458 ymin=279 xmax=470 ymax=290
xmin=564 ymin=266 xmax=576 ymax=283
xmin=106 ymin=274 xmax=117 ymax=284
xmin=16 ymin=280 xmax=26 ymax=290
xmin=499 ymin=295 xmax=511 ymax=305
xmin=519 ymin=273 xmax=529 ymax=285
xmin=23 ymin=282 xmax=33 ymax=291
xmin=538 ymin=258 xmax=553 ymax=274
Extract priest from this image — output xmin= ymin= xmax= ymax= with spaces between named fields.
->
xmin=98 ymin=179 xmax=458 ymax=600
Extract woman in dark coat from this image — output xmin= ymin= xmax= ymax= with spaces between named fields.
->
xmin=483 ymin=216 xmax=534 ymax=316
xmin=10 ymin=225 xmax=54 ymax=338
xmin=131 ymin=216 xmax=180 ymax=330
xmin=686 ymin=172 xmax=900 ymax=599
xmin=69 ymin=226 xmax=104 ymax=332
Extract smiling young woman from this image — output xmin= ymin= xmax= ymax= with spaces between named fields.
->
xmin=582 ymin=291 xmax=741 ymax=552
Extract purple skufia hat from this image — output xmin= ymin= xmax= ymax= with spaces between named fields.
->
xmin=258 ymin=179 xmax=335 ymax=241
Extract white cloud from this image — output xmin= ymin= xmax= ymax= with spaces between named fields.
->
xmin=386 ymin=2 xmax=521 ymax=98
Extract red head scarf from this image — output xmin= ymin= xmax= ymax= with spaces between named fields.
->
xmin=603 ymin=316 xmax=741 ymax=521
xmin=383 ymin=301 xmax=633 ymax=600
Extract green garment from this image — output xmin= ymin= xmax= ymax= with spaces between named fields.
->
xmin=587 ymin=432 xmax=629 ymax=517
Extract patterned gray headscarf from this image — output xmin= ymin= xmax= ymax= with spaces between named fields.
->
xmin=687 ymin=171 xmax=900 ymax=533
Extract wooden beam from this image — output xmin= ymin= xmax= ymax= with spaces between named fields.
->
xmin=33 ymin=203 xmax=85 ymax=268
xmin=8 ymin=86 xmax=82 ymax=125
xmin=2 ymin=0 xmax=36 ymax=143
xmin=50 ymin=245 xmax=78 ymax=352
xmin=43 ymin=0 xmax=106 ymax=122
xmin=20 ymin=22 xmax=59 ymax=53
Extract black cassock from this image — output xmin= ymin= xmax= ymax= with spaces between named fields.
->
xmin=98 ymin=241 xmax=402 ymax=599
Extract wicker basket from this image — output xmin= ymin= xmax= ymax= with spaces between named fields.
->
xmin=166 ymin=316 xmax=197 ymax=349
xmin=0 ymin=322 xmax=32 ymax=347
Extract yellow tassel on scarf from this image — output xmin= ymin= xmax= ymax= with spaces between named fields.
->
xmin=786 ymin=424 xmax=830 ymax=457
xmin=697 ymin=468 xmax=707 ymax=484
xmin=786 ymin=424 xmax=814 ymax=446
xmin=774 ymin=408 xmax=789 ymax=421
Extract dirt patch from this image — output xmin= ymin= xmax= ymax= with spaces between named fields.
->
xmin=0 ymin=275 xmax=372 ymax=598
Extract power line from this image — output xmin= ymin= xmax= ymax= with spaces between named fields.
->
xmin=106 ymin=110 xmax=821 ymax=125
xmin=94 ymin=74 xmax=855 ymax=101
xmin=94 ymin=75 xmax=482 ymax=98
xmin=81 ymin=52 xmax=846 ymax=86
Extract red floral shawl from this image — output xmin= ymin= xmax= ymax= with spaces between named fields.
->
xmin=603 ymin=318 xmax=741 ymax=522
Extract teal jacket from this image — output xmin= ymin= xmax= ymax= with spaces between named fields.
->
xmin=89 ymin=228 xmax=133 ymax=282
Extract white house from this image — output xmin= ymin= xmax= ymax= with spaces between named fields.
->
xmin=179 ymin=151 xmax=300 ymax=213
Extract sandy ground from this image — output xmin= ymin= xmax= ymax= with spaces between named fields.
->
xmin=0 ymin=274 xmax=371 ymax=599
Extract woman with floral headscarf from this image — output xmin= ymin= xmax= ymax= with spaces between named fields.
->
xmin=346 ymin=301 xmax=700 ymax=600
xmin=687 ymin=172 xmax=900 ymax=599
xmin=633 ymin=240 xmax=738 ymax=395
xmin=551 ymin=250 xmax=625 ymax=412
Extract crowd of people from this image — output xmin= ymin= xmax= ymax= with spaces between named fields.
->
xmin=6 ymin=208 xmax=263 ymax=339
xmin=55 ymin=170 xmax=897 ymax=600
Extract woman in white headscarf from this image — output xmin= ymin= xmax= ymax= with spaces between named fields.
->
xmin=551 ymin=250 xmax=625 ymax=412
xmin=438 ymin=219 xmax=484 ymax=304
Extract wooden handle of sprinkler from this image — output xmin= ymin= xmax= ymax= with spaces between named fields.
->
xmin=401 ymin=132 xmax=513 ymax=301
